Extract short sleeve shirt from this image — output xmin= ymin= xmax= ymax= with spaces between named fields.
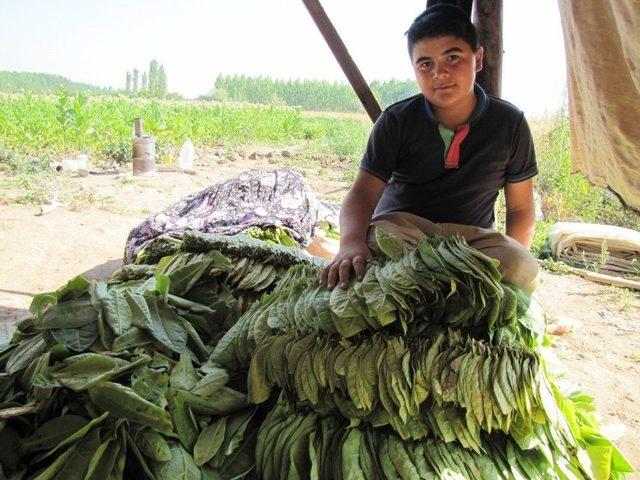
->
xmin=360 ymin=84 xmax=537 ymax=229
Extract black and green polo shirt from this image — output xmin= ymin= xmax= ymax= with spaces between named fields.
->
xmin=360 ymin=84 xmax=538 ymax=229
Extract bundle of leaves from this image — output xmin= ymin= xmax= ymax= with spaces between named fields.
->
xmin=0 ymin=233 xmax=325 ymax=479
xmin=0 ymin=230 xmax=632 ymax=479
xmin=133 ymin=228 xmax=305 ymax=265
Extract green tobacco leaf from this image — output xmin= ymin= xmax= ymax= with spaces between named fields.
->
xmin=50 ymin=427 xmax=101 ymax=480
xmin=126 ymin=291 xmax=154 ymax=330
xmin=132 ymin=367 xmax=169 ymax=407
xmin=112 ymin=326 xmax=153 ymax=351
xmin=216 ymin=428 xmax=257 ymax=480
xmin=35 ymin=411 xmax=109 ymax=464
xmin=57 ymin=276 xmax=92 ymax=300
xmin=29 ymin=293 xmax=58 ymax=316
xmin=126 ymin=431 xmax=159 ymax=480
xmin=137 ymin=430 xmax=173 ymax=462
xmin=21 ymin=415 xmax=90 ymax=452
xmin=51 ymin=322 xmax=100 ymax=352
xmin=191 ymin=367 xmax=229 ymax=397
xmin=194 ymin=416 xmax=227 ymax=466
xmin=83 ymin=436 xmax=123 ymax=480
xmin=170 ymin=355 xmax=199 ymax=391
xmin=375 ymin=227 xmax=404 ymax=261
xmin=88 ymin=381 xmax=173 ymax=435
xmin=50 ymin=353 xmax=119 ymax=390
xmin=167 ymin=252 xmax=221 ymax=296
xmin=212 ymin=406 xmax=257 ymax=469
xmin=32 ymin=443 xmax=78 ymax=480
xmin=36 ymin=298 xmax=99 ymax=330
xmin=341 ymin=428 xmax=365 ymax=480
xmin=168 ymin=390 xmax=199 ymax=450
xmin=5 ymin=333 xmax=46 ymax=375
xmin=155 ymin=274 xmax=171 ymax=300
xmin=152 ymin=442 xmax=202 ymax=480
xmin=102 ymin=289 xmax=134 ymax=336
xmin=145 ymin=296 xmax=192 ymax=358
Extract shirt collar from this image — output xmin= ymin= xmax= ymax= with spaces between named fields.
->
xmin=423 ymin=83 xmax=489 ymax=125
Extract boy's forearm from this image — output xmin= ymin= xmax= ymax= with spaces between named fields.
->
xmin=505 ymin=209 xmax=535 ymax=249
xmin=339 ymin=190 xmax=377 ymax=245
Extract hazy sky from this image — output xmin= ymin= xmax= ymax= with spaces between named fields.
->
xmin=0 ymin=0 xmax=566 ymax=117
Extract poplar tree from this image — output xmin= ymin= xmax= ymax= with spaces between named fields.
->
xmin=158 ymin=65 xmax=167 ymax=97
xmin=132 ymin=69 xmax=139 ymax=94
xmin=148 ymin=60 xmax=159 ymax=96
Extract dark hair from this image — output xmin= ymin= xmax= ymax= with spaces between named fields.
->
xmin=406 ymin=3 xmax=479 ymax=55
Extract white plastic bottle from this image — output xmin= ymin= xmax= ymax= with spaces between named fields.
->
xmin=178 ymin=138 xmax=195 ymax=170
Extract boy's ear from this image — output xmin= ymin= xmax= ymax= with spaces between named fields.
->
xmin=475 ymin=46 xmax=484 ymax=72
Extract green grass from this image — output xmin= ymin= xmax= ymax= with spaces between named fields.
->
xmin=534 ymin=115 xmax=640 ymax=231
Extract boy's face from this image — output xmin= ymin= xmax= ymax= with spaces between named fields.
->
xmin=411 ymin=35 xmax=483 ymax=111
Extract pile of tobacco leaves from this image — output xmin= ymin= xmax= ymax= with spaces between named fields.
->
xmin=0 ymin=230 xmax=633 ymax=479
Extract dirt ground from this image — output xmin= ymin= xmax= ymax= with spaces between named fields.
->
xmin=0 ymin=148 xmax=638 ymax=474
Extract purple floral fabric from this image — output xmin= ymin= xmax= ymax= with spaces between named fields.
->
xmin=124 ymin=169 xmax=321 ymax=263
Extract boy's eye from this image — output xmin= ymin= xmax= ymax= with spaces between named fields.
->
xmin=447 ymin=54 xmax=459 ymax=62
xmin=420 ymin=61 xmax=432 ymax=69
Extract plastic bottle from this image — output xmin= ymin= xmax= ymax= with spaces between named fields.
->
xmin=178 ymin=138 xmax=195 ymax=170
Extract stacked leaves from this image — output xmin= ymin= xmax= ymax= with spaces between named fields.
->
xmin=0 ymin=233 xmax=326 ymax=480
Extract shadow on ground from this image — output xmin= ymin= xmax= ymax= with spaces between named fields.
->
xmin=0 ymin=305 xmax=29 ymax=342
xmin=80 ymin=258 xmax=123 ymax=282
xmin=0 ymin=259 xmax=123 ymax=343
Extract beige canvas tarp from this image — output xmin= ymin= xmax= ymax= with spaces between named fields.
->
xmin=557 ymin=0 xmax=640 ymax=211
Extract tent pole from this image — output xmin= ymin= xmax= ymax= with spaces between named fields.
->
xmin=301 ymin=0 xmax=382 ymax=123
xmin=473 ymin=0 xmax=503 ymax=97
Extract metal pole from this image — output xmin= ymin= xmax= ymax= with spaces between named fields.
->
xmin=301 ymin=0 xmax=382 ymax=123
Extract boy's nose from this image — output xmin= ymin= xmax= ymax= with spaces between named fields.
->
xmin=433 ymin=69 xmax=450 ymax=80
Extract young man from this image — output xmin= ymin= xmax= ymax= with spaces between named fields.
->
xmin=321 ymin=2 xmax=539 ymax=292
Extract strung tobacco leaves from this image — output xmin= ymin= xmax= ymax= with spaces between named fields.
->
xmin=246 ymin=330 xmax=573 ymax=448
xmin=211 ymin=234 xmax=545 ymax=371
xmin=255 ymin=397 xmax=592 ymax=480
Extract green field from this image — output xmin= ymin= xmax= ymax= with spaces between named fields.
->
xmin=0 ymin=92 xmax=370 ymax=161
xmin=1 ymin=91 xmax=638 ymax=256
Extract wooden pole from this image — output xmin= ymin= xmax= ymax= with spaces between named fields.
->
xmin=473 ymin=0 xmax=503 ymax=97
xmin=301 ymin=0 xmax=382 ymax=123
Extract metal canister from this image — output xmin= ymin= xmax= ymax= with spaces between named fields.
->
xmin=132 ymin=135 xmax=156 ymax=175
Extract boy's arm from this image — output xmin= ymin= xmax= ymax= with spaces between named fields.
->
xmin=504 ymin=179 xmax=536 ymax=248
xmin=321 ymin=170 xmax=387 ymax=289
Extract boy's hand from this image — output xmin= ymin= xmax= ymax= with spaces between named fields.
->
xmin=320 ymin=240 xmax=371 ymax=290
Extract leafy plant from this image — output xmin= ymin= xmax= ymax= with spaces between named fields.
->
xmin=103 ymin=138 xmax=131 ymax=163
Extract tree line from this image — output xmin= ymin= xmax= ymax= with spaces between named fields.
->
xmin=207 ymin=75 xmax=420 ymax=112
xmin=125 ymin=59 xmax=168 ymax=98
xmin=0 ymin=71 xmax=115 ymax=95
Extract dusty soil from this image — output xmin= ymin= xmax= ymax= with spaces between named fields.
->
xmin=0 ymin=147 xmax=638 ymax=474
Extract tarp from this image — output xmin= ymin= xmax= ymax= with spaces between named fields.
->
xmin=124 ymin=169 xmax=322 ymax=263
xmin=557 ymin=0 xmax=640 ymax=211
xmin=549 ymin=222 xmax=640 ymax=276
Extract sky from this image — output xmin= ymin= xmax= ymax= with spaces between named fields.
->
xmin=0 ymin=0 xmax=567 ymax=117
